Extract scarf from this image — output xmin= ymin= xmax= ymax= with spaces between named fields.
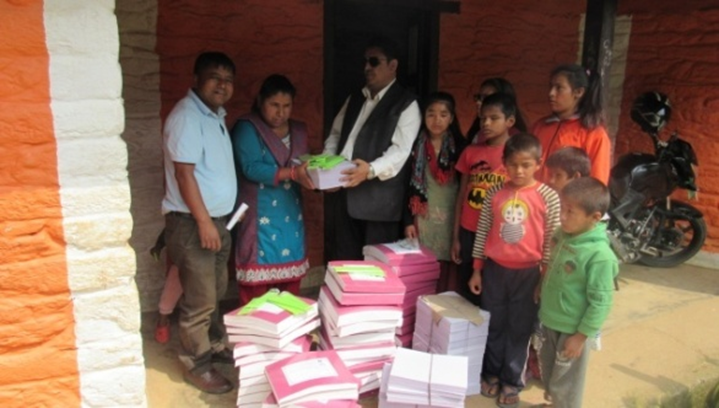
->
xmin=408 ymin=130 xmax=460 ymax=216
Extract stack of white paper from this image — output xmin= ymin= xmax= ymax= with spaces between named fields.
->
xmin=379 ymin=363 xmax=419 ymax=408
xmin=429 ymin=353 xmax=468 ymax=407
xmin=363 ymin=241 xmax=442 ymax=347
xmin=223 ymin=293 xmax=320 ymax=408
xmin=318 ymin=261 xmax=404 ymax=395
xmin=412 ymin=291 xmax=490 ymax=396
xmin=381 ymin=348 xmax=468 ymax=408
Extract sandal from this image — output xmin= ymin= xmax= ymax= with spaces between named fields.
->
xmin=497 ymin=385 xmax=520 ymax=408
xmin=480 ymin=376 xmax=500 ymax=398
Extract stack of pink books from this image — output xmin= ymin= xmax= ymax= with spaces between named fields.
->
xmin=379 ymin=348 xmax=468 ymax=408
xmin=263 ymin=350 xmax=360 ymax=406
xmin=363 ymin=241 xmax=441 ymax=347
xmin=318 ymin=261 xmax=405 ymax=395
xmin=262 ymin=395 xmax=360 ymax=408
xmin=223 ymin=292 xmax=320 ymax=407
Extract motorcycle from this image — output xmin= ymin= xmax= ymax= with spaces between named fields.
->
xmin=607 ymin=92 xmax=706 ymax=268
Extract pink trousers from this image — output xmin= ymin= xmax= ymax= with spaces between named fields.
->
xmin=158 ymin=264 xmax=183 ymax=315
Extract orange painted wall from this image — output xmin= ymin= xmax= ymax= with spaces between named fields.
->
xmin=156 ymin=0 xmax=325 ymax=270
xmin=0 ymin=0 xmax=80 ymax=406
xmin=616 ymin=2 xmax=719 ymax=252
xmin=438 ymin=1 xmax=587 ymax=134
xmin=154 ymin=0 xmax=583 ymax=267
xmin=154 ymin=1 xmax=719 ymax=256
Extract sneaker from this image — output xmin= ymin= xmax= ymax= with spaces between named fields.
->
xmin=154 ymin=321 xmax=170 ymax=344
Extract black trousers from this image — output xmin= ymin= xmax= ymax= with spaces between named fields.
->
xmin=457 ymin=227 xmax=480 ymax=305
xmin=325 ymin=188 xmax=402 ymax=261
xmin=480 ymin=258 xmax=540 ymax=388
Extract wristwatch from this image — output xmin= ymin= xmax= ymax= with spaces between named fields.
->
xmin=367 ymin=165 xmax=376 ymax=180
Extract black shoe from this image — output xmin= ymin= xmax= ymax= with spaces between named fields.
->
xmin=211 ymin=348 xmax=234 ymax=365
xmin=183 ymin=367 xmax=233 ymax=394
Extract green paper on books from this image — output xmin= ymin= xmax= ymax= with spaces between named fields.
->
xmin=302 ymin=154 xmax=346 ymax=170
xmin=238 ymin=289 xmax=311 ymax=315
xmin=333 ymin=264 xmax=386 ymax=277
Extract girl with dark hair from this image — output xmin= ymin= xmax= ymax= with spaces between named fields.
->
xmin=532 ymin=64 xmax=611 ymax=184
xmin=230 ymin=74 xmax=315 ymax=305
xmin=467 ymin=77 xmax=528 ymax=143
xmin=404 ymin=92 xmax=467 ymax=292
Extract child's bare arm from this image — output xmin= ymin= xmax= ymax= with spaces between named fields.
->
xmin=451 ymin=173 xmax=470 ymax=264
xmin=469 ymin=266 xmax=483 ymax=295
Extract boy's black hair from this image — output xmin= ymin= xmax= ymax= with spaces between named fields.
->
xmin=366 ymin=36 xmax=400 ymax=62
xmin=193 ymin=52 xmax=236 ymax=76
xmin=546 ymin=146 xmax=591 ymax=177
xmin=561 ymin=177 xmax=610 ymax=215
xmin=480 ymin=93 xmax=517 ymax=121
xmin=503 ymin=132 xmax=542 ymax=162
xmin=468 ymin=78 xmax=528 ymax=133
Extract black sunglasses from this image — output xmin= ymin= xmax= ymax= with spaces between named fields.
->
xmin=364 ymin=56 xmax=386 ymax=68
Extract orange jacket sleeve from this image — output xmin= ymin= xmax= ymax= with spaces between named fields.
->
xmin=584 ymin=126 xmax=611 ymax=185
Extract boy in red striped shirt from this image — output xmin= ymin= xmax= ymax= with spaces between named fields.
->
xmin=469 ymin=133 xmax=560 ymax=407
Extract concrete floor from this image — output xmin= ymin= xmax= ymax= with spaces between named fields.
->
xmin=142 ymin=263 xmax=719 ymax=407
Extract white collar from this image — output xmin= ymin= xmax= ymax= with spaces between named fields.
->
xmin=362 ymin=79 xmax=397 ymax=101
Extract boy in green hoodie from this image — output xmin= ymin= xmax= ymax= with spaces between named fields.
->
xmin=537 ymin=177 xmax=618 ymax=408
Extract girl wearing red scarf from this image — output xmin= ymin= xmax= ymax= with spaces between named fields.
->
xmin=404 ymin=92 xmax=467 ymax=292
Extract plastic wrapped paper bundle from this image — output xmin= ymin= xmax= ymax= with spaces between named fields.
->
xmin=412 ymin=291 xmax=490 ymax=396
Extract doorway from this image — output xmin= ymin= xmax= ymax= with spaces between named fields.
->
xmin=323 ymin=0 xmax=441 ymax=133
xmin=322 ymin=0 xmax=441 ymax=261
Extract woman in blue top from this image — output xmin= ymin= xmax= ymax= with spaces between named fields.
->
xmin=231 ymin=74 xmax=315 ymax=305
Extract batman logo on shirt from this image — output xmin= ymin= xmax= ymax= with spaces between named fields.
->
xmin=468 ymin=188 xmax=487 ymax=209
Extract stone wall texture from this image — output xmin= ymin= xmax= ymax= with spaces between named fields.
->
xmin=0 ymin=1 xmax=81 ymax=406
xmin=615 ymin=2 xmax=719 ymax=252
xmin=0 ymin=0 xmax=146 ymax=406
xmin=117 ymin=0 xmax=167 ymax=311
xmin=46 ymin=0 xmax=146 ymax=406
xmin=438 ymin=1 xmax=587 ymax=131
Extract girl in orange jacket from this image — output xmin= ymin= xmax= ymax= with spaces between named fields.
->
xmin=532 ymin=64 xmax=611 ymax=185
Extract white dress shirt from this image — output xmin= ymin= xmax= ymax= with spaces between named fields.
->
xmin=323 ymin=80 xmax=421 ymax=181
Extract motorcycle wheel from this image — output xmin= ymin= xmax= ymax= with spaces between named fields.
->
xmin=639 ymin=201 xmax=707 ymax=268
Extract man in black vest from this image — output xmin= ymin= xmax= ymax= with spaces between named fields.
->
xmin=323 ymin=36 xmax=421 ymax=260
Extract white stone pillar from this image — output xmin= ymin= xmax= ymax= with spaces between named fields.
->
xmin=44 ymin=0 xmax=147 ymax=406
